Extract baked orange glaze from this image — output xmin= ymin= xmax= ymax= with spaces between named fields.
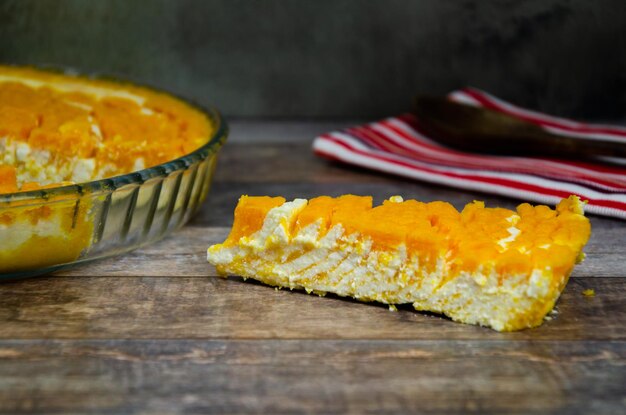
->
xmin=227 ymin=195 xmax=591 ymax=278
xmin=0 ymin=65 xmax=213 ymax=194
xmin=224 ymin=196 xmax=286 ymax=246
xmin=293 ymin=195 xmax=336 ymax=234
xmin=0 ymin=165 xmax=17 ymax=193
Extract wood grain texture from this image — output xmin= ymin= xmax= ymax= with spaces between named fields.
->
xmin=0 ymin=339 xmax=624 ymax=414
xmin=0 ymin=276 xmax=623 ymax=341
xmin=1 ymin=122 xmax=625 ymax=414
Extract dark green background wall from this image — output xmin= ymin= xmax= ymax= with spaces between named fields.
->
xmin=0 ymin=0 xmax=624 ymax=119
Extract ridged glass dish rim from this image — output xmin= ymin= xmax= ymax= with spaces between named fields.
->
xmin=0 ymin=68 xmax=228 ymax=207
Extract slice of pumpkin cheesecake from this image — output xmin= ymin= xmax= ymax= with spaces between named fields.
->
xmin=207 ymin=194 xmax=591 ymax=331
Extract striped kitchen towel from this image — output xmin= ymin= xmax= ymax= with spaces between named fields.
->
xmin=312 ymin=88 xmax=626 ymax=219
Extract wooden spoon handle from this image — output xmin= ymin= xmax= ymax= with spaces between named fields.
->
xmin=413 ymin=97 xmax=626 ymax=160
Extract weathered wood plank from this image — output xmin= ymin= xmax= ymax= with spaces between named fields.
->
xmin=55 ymin=224 xmax=624 ymax=278
xmin=2 ymin=123 xmax=624 ymax=415
xmin=0 ymin=277 xmax=622 ymax=340
xmin=215 ymin=143 xmax=396 ymax=184
xmin=0 ymin=339 xmax=623 ymax=414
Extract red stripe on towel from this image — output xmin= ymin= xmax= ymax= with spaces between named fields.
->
xmin=313 ymin=89 xmax=626 ymax=219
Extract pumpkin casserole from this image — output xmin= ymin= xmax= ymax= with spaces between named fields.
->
xmin=0 ymin=66 xmax=214 ymax=273
xmin=0 ymin=66 xmax=211 ymax=192
xmin=207 ymin=195 xmax=591 ymax=331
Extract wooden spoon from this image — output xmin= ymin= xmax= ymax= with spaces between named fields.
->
xmin=413 ymin=96 xmax=626 ymax=160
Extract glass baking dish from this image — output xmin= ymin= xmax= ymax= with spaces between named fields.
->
xmin=0 ymin=102 xmax=227 ymax=280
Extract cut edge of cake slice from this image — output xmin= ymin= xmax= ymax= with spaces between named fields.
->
xmin=207 ymin=194 xmax=591 ymax=331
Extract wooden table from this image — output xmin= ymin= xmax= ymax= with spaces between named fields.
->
xmin=1 ymin=121 xmax=624 ymax=414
